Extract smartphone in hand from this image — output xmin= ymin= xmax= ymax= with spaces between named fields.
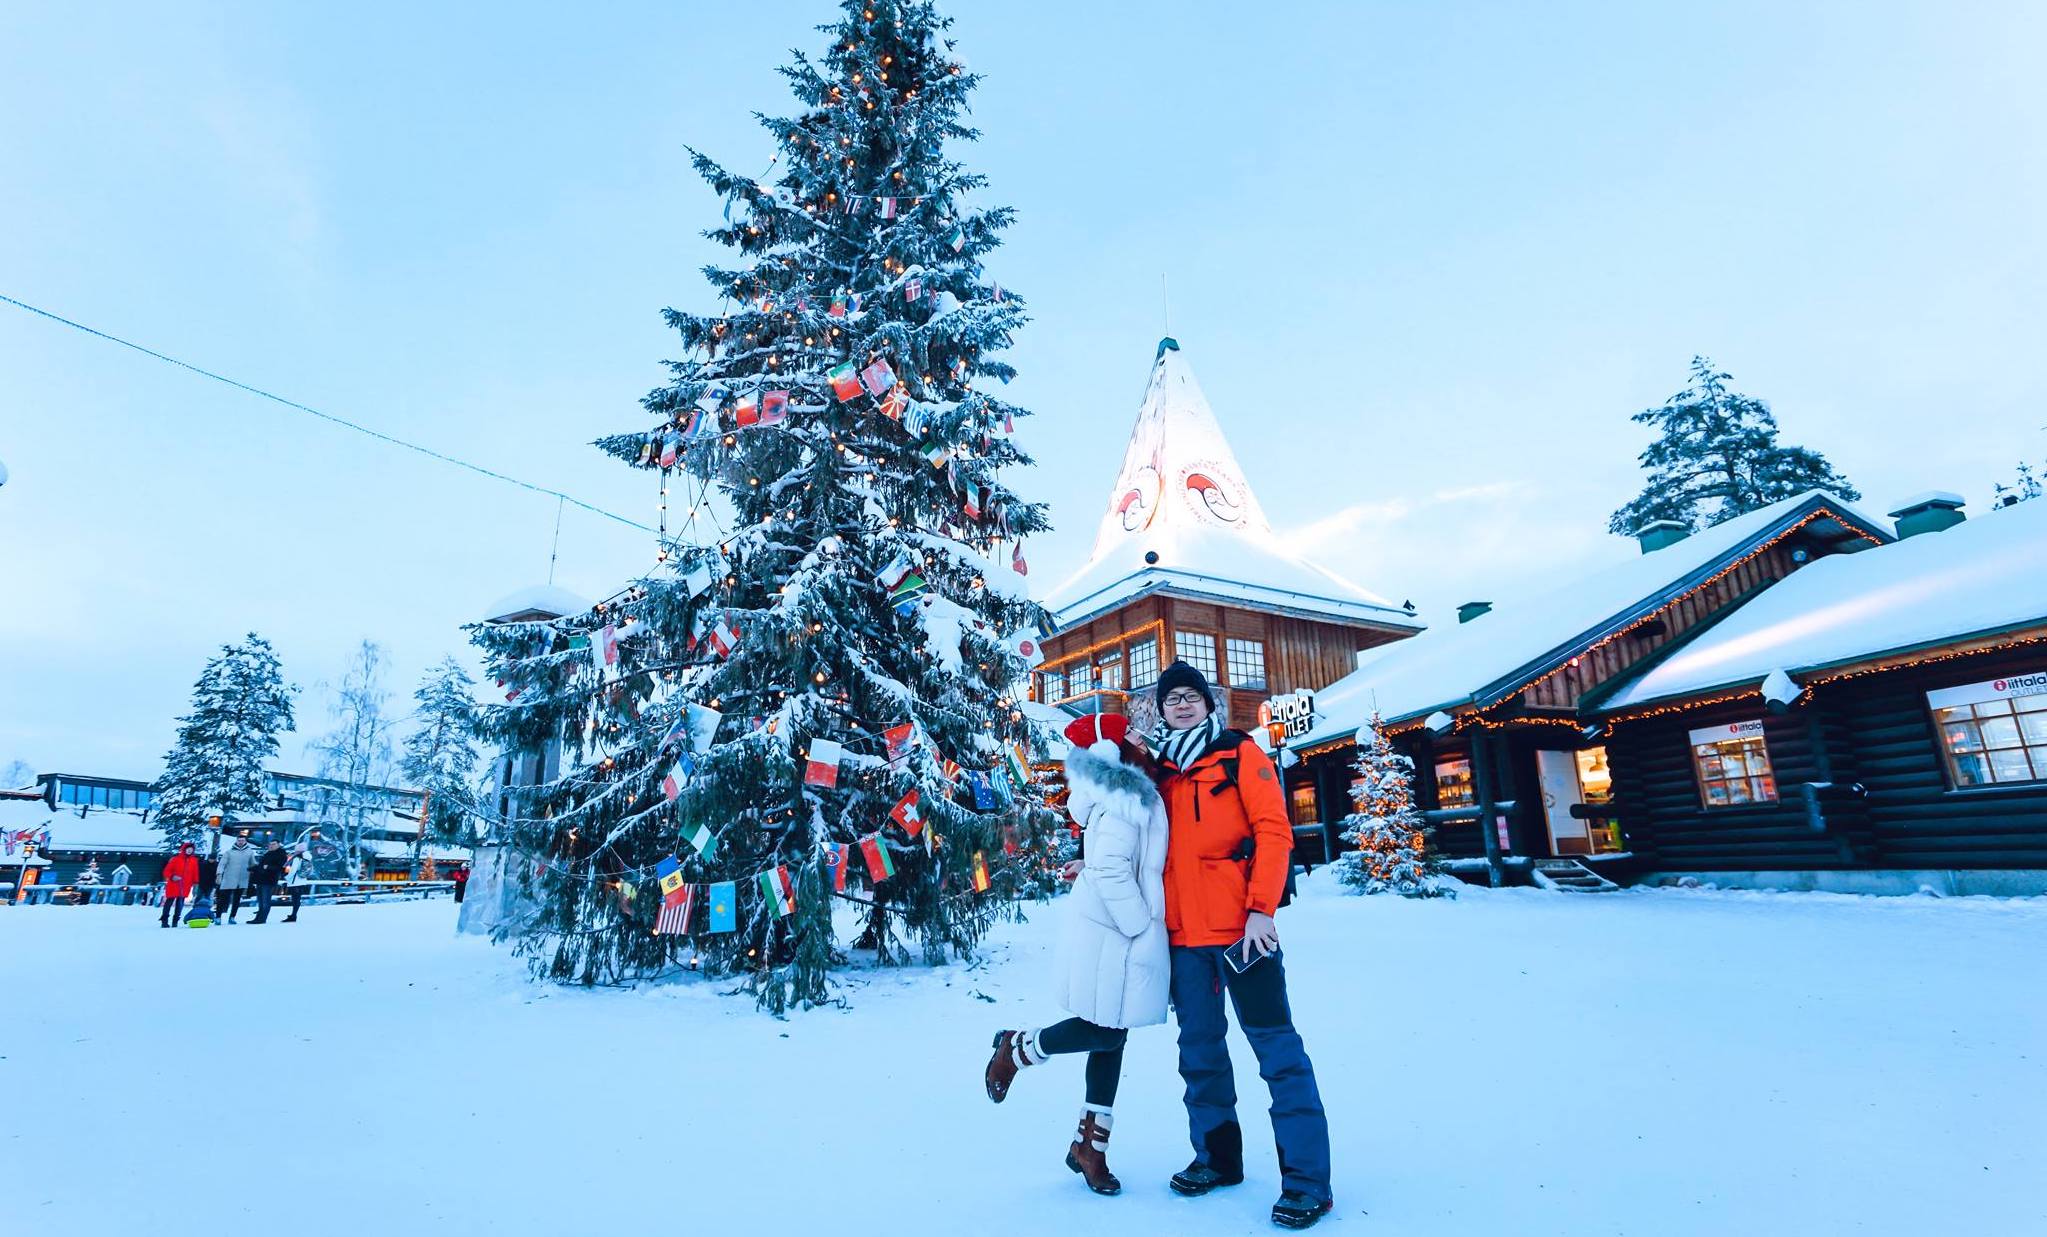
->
xmin=1224 ymin=934 xmax=1268 ymax=974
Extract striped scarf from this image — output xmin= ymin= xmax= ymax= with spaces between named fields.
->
xmin=1154 ymin=714 xmax=1225 ymax=774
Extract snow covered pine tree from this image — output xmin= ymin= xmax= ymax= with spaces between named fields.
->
xmin=400 ymin=657 xmax=483 ymax=873
xmin=1334 ymin=713 xmax=1450 ymax=898
xmin=470 ymin=0 xmax=1054 ymax=1011
xmin=1608 ymin=356 xmax=1860 ymax=536
xmin=152 ymin=634 xmax=298 ymax=854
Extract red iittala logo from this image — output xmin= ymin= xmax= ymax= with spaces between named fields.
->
xmin=1995 ymin=679 xmax=2008 ymax=691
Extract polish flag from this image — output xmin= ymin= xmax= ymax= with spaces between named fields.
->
xmin=805 ymin=738 xmax=845 ymax=788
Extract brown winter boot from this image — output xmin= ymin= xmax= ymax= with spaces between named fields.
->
xmin=1066 ymin=1107 xmax=1121 ymax=1196
xmin=984 ymin=1029 xmax=1044 ymax=1103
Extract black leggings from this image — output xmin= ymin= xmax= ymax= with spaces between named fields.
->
xmin=1037 ymin=1017 xmax=1127 ymax=1108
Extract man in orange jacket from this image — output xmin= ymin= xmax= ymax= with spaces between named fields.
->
xmin=1151 ymin=660 xmax=1332 ymax=1230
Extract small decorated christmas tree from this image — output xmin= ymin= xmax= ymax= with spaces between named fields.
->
xmin=1334 ymin=712 xmax=1450 ymax=898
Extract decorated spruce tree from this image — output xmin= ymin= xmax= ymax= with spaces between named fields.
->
xmin=471 ymin=0 xmax=1053 ymax=1010
xmin=152 ymin=634 xmax=297 ymax=853
xmin=1334 ymin=713 xmax=1450 ymax=898
xmin=1609 ymin=356 xmax=1860 ymax=535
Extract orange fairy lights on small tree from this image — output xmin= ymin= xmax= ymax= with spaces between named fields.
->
xmin=1334 ymin=711 xmax=1451 ymax=898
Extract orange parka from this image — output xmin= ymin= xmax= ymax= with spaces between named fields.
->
xmin=1158 ymin=733 xmax=1293 ymax=947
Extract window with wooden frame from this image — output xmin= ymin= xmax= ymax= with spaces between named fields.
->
xmin=1095 ymin=648 xmax=1124 ymax=692
xmin=1225 ymin=638 xmax=1267 ymax=691
xmin=1929 ymin=679 xmax=2047 ymax=787
xmin=1434 ymin=758 xmax=1476 ymax=808
xmin=1688 ymin=721 xmax=1778 ymax=807
xmin=1174 ymin=631 xmax=1218 ymax=680
xmin=1037 ymin=666 xmax=1064 ymax=703
xmin=1289 ymin=783 xmax=1319 ymax=826
xmin=1128 ymin=637 xmax=1160 ymax=689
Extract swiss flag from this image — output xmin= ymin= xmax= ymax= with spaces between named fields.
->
xmin=890 ymin=789 xmax=923 ymax=836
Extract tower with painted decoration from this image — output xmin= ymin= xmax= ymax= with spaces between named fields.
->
xmin=1037 ymin=339 xmax=1422 ymax=847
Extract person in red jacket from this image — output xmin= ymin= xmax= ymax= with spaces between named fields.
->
xmin=1150 ymin=660 xmax=1333 ymax=1231
xmin=159 ymin=842 xmax=200 ymax=928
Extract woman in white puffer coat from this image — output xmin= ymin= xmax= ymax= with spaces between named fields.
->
xmin=983 ymin=711 xmax=1169 ymax=1197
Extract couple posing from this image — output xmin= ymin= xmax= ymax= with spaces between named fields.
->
xmin=984 ymin=660 xmax=1334 ymax=1230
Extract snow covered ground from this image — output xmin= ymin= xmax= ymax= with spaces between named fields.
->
xmin=5 ymin=875 xmax=2043 ymax=1236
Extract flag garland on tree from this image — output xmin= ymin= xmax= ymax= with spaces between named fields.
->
xmin=469 ymin=0 xmax=1057 ymax=1012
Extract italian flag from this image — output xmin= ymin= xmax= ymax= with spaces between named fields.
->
xmin=759 ymin=865 xmax=796 ymax=918
xmin=861 ymin=834 xmax=895 ymax=883
xmin=804 ymin=739 xmax=845 ymax=788
xmin=828 ymin=362 xmax=863 ymax=402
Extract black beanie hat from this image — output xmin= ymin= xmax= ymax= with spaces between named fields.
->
xmin=1155 ymin=659 xmax=1215 ymax=712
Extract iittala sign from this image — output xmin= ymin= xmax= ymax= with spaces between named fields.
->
xmin=1927 ymin=672 xmax=2047 ymax=711
xmin=1688 ymin=718 xmax=1765 ymax=747
xmin=1260 ymin=691 xmax=1318 ymax=740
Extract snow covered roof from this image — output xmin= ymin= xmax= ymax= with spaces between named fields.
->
xmin=1599 ymin=498 xmax=2047 ymax=712
xmin=1295 ymin=489 xmax=1894 ymax=744
xmin=1047 ymin=339 xmax=1420 ymax=632
xmin=365 ymin=838 xmax=474 ymax=863
xmin=0 ymin=799 xmax=164 ymax=854
xmin=484 ymin=584 xmax=591 ymax=624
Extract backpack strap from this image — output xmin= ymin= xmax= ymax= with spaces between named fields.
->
xmin=1207 ymin=731 xmax=1254 ymax=796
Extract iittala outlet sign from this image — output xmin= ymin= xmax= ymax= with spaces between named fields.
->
xmin=1927 ymin=672 xmax=2047 ymax=711
xmin=1688 ymin=718 xmax=1766 ymax=748
xmin=1260 ymin=691 xmax=1318 ymax=740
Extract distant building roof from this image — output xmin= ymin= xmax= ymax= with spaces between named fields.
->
xmin=1296 ymin=489 xmax=1894 ymax=745
xmin=484 ymin=584 xmax=591 ymax=623
xmin=1599 ymin=496 xmax=2047 ymax=712
xmin=1048 ymin=339 xmax=1419 ymax=633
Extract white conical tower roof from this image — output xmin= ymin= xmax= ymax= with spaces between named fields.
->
xmin=1049 ymin=339 xmax=1418 ymax=630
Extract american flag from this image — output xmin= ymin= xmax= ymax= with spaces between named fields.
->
xmin=654 ymin=885 xmax=694 ymax=936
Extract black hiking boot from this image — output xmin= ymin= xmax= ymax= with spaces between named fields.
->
xmin=1169 ymin=1161 xmax=1244 ymax=1197
xmin=1271 ymin=1191 xmax=1334 ymax=1229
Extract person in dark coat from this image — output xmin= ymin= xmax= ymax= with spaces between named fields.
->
xmin=1151 ymin=660 xmax=1334 ymax=1231
xmin=159 ymin=842 xmax=200 ymax=928
xmin=248 ymin=840 xmax=290 ymax=924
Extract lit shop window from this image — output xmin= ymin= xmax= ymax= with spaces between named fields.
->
xmin=1068 ymin=660 xmax=1097 ymax=696
xmin=1128 ymin=638 xmax=1160 ymax=689
xmin=1689 ymin=720 xmax=1778 ymax=807
xmin=1434 ymin=758 xmax=1476 ymax=809
xmin=1226 ymin=638 xmax=1268 ymax=691
xmin=1174 ymin=631 xmax=1219 ymax=679
xmin=1038 ymin=667 xmax=1065 ymax=702
xmin=1290 ymin=784 xmax=1319 ymax=826
xmin=1929 ymin=675 xmax=2047 ymax=787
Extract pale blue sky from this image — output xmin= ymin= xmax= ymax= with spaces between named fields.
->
xmin=4 ymin=1 xmax=2043 ymax=777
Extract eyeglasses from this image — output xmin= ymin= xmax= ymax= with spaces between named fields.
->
xmin=1161 ymin=692 xmax=1206 ymax=706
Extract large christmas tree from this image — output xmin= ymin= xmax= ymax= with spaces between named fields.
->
xmin=471 ymin=0 xmax=1053 ymax=1011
